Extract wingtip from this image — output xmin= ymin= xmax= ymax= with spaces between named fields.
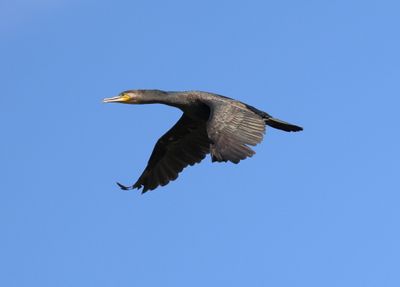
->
xmin=116 ymin=182 xmax=132 ymax=190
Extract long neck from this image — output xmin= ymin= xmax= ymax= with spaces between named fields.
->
xmin=140 ymin=90 xmax=188 ymax=109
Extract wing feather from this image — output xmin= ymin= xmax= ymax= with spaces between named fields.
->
xmin=206 ymin=102 xmax=265 ymax=164
xmin=131 ymin=114 xmax=210 ymax=193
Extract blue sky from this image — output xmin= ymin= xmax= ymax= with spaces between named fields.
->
xmin=1 ymin=0 xmax=399 ymax=286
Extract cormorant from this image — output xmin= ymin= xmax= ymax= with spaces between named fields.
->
xmin=103 ymin=90 xmax=302 ymax=193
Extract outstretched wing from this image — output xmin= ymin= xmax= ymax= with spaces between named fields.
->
xmin=128 ymin=114 xmax=210 ymax=193
xmin=206 ymin=102 xmax=265 ymax=163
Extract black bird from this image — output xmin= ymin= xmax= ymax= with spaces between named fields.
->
xmin=103 ymin=90 xmax=302 ymax=193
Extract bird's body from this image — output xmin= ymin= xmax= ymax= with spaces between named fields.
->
xmin=103 ymin=90 xmax=302 ymax=193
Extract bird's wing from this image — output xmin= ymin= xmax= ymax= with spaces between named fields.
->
xmin=206 ymin=102 xmax=266 ymax=163
xmin=128 ymin=114 xmax=210 ymax=193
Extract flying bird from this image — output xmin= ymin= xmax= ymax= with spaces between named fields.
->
xmin=103 ymin=90 xmax=302 ymax=193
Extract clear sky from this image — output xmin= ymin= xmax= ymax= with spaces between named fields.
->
xmin=1 ymin=0 xmax=399 ymax=286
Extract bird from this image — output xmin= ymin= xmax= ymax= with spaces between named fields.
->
xmin=103 ymin=90 xmax=302 ymax=193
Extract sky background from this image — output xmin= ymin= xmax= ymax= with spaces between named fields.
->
xmin=1 ymin=0 xmax=399 ymax=286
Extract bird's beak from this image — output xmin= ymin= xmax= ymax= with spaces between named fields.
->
xmin=103 ymin=94 xmax=131 ymax=103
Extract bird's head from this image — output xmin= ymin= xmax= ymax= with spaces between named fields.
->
xmin=103 ymin=90 xmax=168 ymax=105
xmin=103 ymin=90 xmax=143 ymax=104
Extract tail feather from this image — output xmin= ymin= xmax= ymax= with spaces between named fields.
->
xmin=243 ymin=104 xmax=303 ymax=132
xmin=264 ymin=117 xmax=303 ymax=132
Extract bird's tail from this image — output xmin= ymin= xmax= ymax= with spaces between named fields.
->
xmin=243 ymin=104 xmax=303 ymax=132
xmin=264 ymin=117 xmax=303 ymax=132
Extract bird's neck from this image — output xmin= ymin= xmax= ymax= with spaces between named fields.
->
xmin=140 ymin=90 xmax=188 ymax=109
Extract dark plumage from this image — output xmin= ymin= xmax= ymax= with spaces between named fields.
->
xmin=103 ymin=90 xmax=302 ymax=193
